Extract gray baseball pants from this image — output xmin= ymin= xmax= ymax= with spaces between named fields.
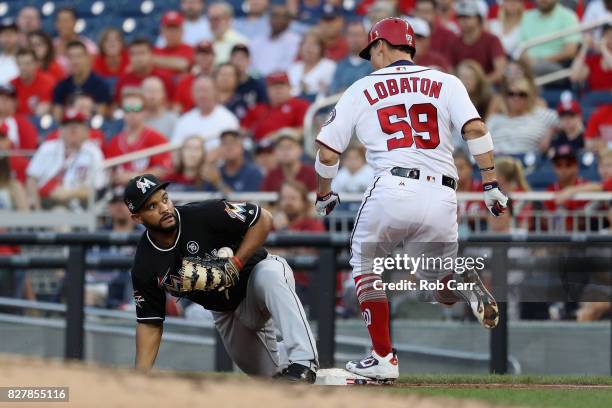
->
xmin=212 ymin=254 xmax=318 ymax=377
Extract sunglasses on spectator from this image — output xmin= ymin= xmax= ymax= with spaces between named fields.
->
xmin=507 ymin=91 xmax=529 ymax=98
xmin=122 ymin=104 xmax=143 ymax=113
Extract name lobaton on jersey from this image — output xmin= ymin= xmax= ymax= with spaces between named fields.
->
xmin=316 ymin=61 xmax=480 ymax=180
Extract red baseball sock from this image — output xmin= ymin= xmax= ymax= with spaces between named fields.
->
xmin=354 ymin=274 xmax=392 ymax=357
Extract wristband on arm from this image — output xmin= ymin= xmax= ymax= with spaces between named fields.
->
xmin=467 ymin=132 xmax=494 ymax=156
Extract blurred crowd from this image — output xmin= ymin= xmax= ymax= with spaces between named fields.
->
xmin=0 ymin=0 xmax=609 ymax=211
xmin=0 ymin=0 xmax=611 ymax=321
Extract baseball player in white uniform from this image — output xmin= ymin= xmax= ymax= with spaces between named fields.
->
xmin=314 ymin=17 xmax=508 ymax=381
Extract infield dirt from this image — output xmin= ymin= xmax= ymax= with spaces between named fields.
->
xmin=0 ymin=354 xmax=516 ymax=408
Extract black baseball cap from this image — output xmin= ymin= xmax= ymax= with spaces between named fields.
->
xmin=549 ymin=144 xmax=577 ymax=162
xmin=123 ymin=174 xmax=170 ymax=213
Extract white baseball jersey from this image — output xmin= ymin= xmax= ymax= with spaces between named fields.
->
xmin=316 ymin=61 xmax=480 ymax=180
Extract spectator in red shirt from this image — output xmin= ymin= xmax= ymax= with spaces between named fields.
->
xmin=0 ymin=84 xmax=37 ymax=181
xmin=545 ymin=144 xmax=589 ymax=231
xmin=241 ymin=71 xmax=310 ymax=142
xmin=92 ymin=28 xmax=130 ymax=80
xmin=414 ymin=0 xmax=459 ymax=56
xmin=273 ymin=180 xmax=325 ymax=290
xmin=570 ymin=26 xmax=612 ymax=116
xmin=318 ymin=6 xmax=349 ymax=61
xmin=260 ymin=129 xmax=317 ymax=191
xmin=154 ymin=11 xmax=195 ymax=75
xmin=454 ymin=149 xmax=484 ymax=216
xmin=104 ymin=90 xmax=173 ymax=186
xmin=490 ymin=156 xmax=533 ymax=233
xmin=273 ymin=179 xmax=325 ymax=292
xmin=408 ymin=16 xmax=451 ymax=72
xmin=584 ymin=104 xmax=612 ymax=153
xmin=166 ymin=135 xmax=211 ymax=192
xmin=52 ymin=7 xmax=98 ymax=71
xmin=11 ymin=48 xmax=55 ymax=116
xmin=115 ymin=38 xmax=174 ymax=103
xmin=27 ymin=30 xmax=65 ymax=82
xmin=46 ymin=92 xmax=105 ymax=148
xmin=173 ymin=40 xmax=216 ymax=112
xmin=449 ymin=0 xmax=507 ymax=83
xmin=555 ymin=149 xmax=612 ymax=202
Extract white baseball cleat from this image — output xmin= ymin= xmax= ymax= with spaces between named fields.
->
xmin=345 ymin=349 xmax=399 ymax=381
xmin=454 ymin=270 xmax=499 ymax=329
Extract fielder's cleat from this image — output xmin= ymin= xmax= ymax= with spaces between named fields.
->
xmin=454 ymin=269 xmax=499 ymax=329
xmin=273 ymin=363 xmax=316 ymax=384
xmin=345 ymin=349 xmax=399 ymax=381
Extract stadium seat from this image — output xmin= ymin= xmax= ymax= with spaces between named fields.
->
xmin=527 ymin=160 xmax=557 ymax=190
xmin=31 ymin=114 xmax=58 ymax=142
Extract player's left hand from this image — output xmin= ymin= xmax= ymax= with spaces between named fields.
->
xmin=483 ymin=182 xmax=508 ymax=217
xmin=315 ymin=191 xmax=340 ymax=216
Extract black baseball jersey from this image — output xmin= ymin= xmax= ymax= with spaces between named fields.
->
xmin=131 ymin=200 xmax=268 ymax=322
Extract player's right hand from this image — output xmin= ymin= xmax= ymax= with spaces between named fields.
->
xmin=315 ymin=191 xmax=340 ymax=216
xmin=483 ymin=182 xmax=508 ymax=217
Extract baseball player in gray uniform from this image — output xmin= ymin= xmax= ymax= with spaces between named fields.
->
xmin=125 ymin=174 xmax=318 ymax=383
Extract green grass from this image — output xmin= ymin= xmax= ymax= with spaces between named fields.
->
xmin=394 ymin=388 xmax=612 ymax=408
xmin=398 ymin=374 xmax=612 ymax=385
xmin=391 ymin=374 xmax=612 ymax=408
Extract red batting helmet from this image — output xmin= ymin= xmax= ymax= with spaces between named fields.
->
xmin=359 ymin=17 xmax=416 ymax=60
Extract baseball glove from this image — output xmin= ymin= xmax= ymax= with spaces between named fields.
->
xmin=178 ymin=255 xmax=241 ymax=293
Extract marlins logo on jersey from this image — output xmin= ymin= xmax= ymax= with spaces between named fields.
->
xmin=224 ymin=202 xmax=248 ymax=222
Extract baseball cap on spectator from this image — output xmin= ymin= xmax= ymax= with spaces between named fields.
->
xmin=321 ymin=5 xmax=343 ymax=20
xmin=254 ymin=137 xmax=275 ymax=154
xmin=0 ymin=20 xmax=18 ymax=32
xmin=274 ymin=128 xmax=302 ymax=145
xmin=549 ymin=144 xmax=577 ymax=162
xmin=231 ymin=44 xmax=249 ymax=57
xmin=556 ymin=99 xmax=581 ymax=116
xmin=455 ymin=0 xmax=487 ymax=19
xmin=220 ymin=129 xmax=242 ymax=139
xmin=196 ymin=40 xmax=214 ymax=54
xmin=406 ymin=16 xmax=430 ymax=38
xmin=0 ymin=84 xmax=16 ymax=98
xmin=62 ymin=109 xmax=88 ymax=125
xmin=162 ymin=11 xmax=184 ymax=27
xmin=266 ymin=71 xmax=290 ymax=86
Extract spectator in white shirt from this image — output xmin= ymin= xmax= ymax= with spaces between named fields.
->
xmin=487 ymin=78 xmax=558 ymax=155
xmin=250 ymin=5 xmax=301 ymax=76
xmin=172 ymin=75 xmax=239 ymax=160
xmin=26 ymin=110 xmax=105 ymax=209
xmin=583 ymin=0 xmax=612 ymax=41
xmin=488 ymin=0 xmax=524 ymax=56
xmin=142 ymin=76 xmax=178 ymax=138
xmin=288 ymin=30 xmax=336 ymax=100
xmin=158 ymin=0 xmax=213 ymax=47
xmin=331 ymin=145 xmax=374 ymax=194
xmin=234 ymin=0 xmax=271 ymax=40
xmin=209 ymin=1 xmax=249 ymax=64
xmin=16 ymin=6 xmax=41 ymax=45
xmin=0 ymin=23 xmax=20 ymax=85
